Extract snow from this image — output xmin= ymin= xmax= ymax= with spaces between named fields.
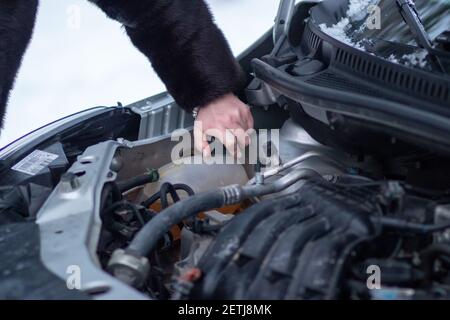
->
xmin=387 ymin=54 xmax=400 ymax=64
xmin=401 ymin=50 xmax=429 ymax=68
xmin=319 ymin=0 xmax=378 ymax=50
xmin=385 ymin=50 xmax=429 ymax=68
xmin=346 ymin=0 xmax=376 ymax=20
xmin=0 ymin=0 xmax=278 ymax=147
xmin=318 ymin=1 xmax=430 ymax=69
xmin=319 ymin=18 xmax=364 ymax=50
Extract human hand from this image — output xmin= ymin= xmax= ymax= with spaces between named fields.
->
xmin=194 ymin=93 xmax=254 ymax=158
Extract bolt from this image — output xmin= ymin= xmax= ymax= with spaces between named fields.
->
xmin=110 ymin=157 xmax=123 ymax=172
xmin=60 ymin=172 xmax=80 ymax=192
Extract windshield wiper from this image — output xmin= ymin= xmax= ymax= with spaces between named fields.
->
xmin=396 ymin=0 xmax=433 ymax=50
xmin=395 ymin=0 xmax=446 ymax=73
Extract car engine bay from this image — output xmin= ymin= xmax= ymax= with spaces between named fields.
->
xmin=30 ymin=115 xmax=450 ymax=300
xmin=0 ymin=0 xmax=449 ymax=300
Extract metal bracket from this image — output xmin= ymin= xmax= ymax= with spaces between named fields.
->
xmin=37 ymin=140 xmax=147 ymax=299
xmin=273 ymin=0 xmax=296 ymax=44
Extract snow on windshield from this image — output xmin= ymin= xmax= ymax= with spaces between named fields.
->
xmin=319 ymin=0 xmax=378 ymax=50
xmin=319 ymin=0 xmax=431 ymax=69
xmin=388 ymin=49 xmax=429 ymax=68
xmin=346 ymin=0 xmax=378 ymax=19
xmin=319 ymin=18 xmax=364 ymax=49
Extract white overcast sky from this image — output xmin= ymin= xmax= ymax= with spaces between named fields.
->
xmin=0 ymin=0 xmax=278 ymax=147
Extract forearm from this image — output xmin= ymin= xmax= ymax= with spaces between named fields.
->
xmin=89 ymin=0 xmax=244 ymax=111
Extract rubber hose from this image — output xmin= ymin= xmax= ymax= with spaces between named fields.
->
xmin=128 ymin=189 xmax=226 ymax=256
xmin=142 ymin=183 xmax=195 ymax=208
xmin=117 ymin=170 xmax=159 ymax=193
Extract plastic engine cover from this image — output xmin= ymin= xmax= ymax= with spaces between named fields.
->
xmin=190 ymin=179 xmax=377 ymax=299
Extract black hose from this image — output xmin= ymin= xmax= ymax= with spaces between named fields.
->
xmin=142 ymin=182 xmax=196 ymax=232
xmin=117 ymin=170 xmax=159 ymax=193
xmin=108 ymin=169 xmax=323 ymax=288
xmin=371 ymin=217 xmax=450 ymax=234
xmin=128 ymin=189 xmax=226 ymax=256
xmin=142 ymin=183 xmax=195 ymax=208
xmin=128 ymin=169 xmax=321 ymax=257
xmin=100 ymin=182 xmax=122 ymax=212
xmin=160 ymin=183 xmax=181 ymax=209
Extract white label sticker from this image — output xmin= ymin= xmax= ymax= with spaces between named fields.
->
xmin=12 ymin=150 xmax=59 ymax=176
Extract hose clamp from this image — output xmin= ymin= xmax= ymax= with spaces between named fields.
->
xmin=108 ymin=249 xmax=150 ymax=288
xmin=222 ymin=185 xmax=243 ymax=205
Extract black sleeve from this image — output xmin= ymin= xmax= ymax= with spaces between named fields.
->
xmin=0 ymin=0 xmax=38 ymax=129
xmin=89 ymin=0 xmax=245 ymax=112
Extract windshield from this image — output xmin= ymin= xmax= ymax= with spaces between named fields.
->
xmin=354 ymin=0 xmax=450 ymax=45
xmin=318 ymin=0 xmax=450 ymax=72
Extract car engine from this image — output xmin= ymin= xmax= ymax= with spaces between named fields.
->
xmin=80 ymin=125 xmax=448 ymax=300
xmin=0 ymin=0 xmax=449 ymax=301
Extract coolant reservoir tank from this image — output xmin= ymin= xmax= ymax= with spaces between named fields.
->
xmin=143 ymin=156 xmax=248 ymax=199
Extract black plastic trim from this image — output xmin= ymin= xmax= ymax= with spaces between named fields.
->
xmin=252 ymin=58 xmax=450 ymax=152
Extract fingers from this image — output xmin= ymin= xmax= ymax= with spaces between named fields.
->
xmin=199 ymin=127 xmax=242 ymax=158
xmin=193 ymin=121 xmax=203 ymax=152
xmin=194 ymin=130 xmax=211 ymax=158
xmin=239 ymin=105 xmax=254 ymax=132
xmin=194 ymin=121 xmax=209 ymax=156
xmin=193 ymin=95 xmax=255 ymax=159
xmin=215 ymin=129 xmax=238 ymax=157
xmin=246 ymin=110 xmax=254 ymax=131
xmin=196 ymin=126 xmax=249 ymax=159
xmin=232 ymin=128 xmax=248 ymax=150
xmin=233 ymin=107 xmax=252 ymax=149
xmin=202 ymin=141 xmax=212 ymax=158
